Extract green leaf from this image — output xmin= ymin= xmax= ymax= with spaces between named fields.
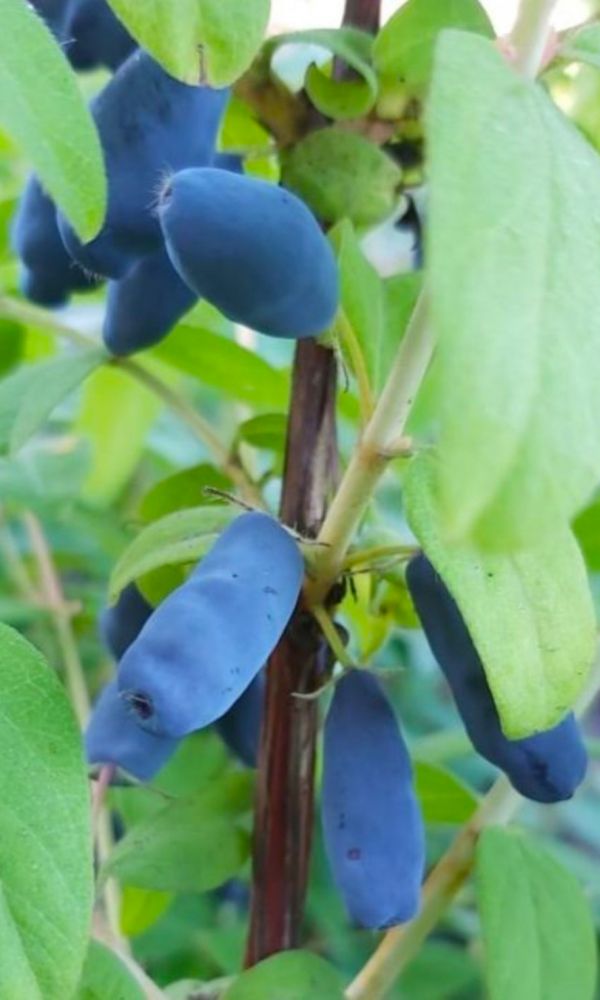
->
xmin=427 ymin=32 xmax=600 ymax=548
xmin=0 ymin=0 xmax=106 ymax=239
xmin=76 ymin=364 xmax=162 ymax=505
xmin=109 ymin=505 xmax=238 ymax=601
xmin=561 ymin=24 xmax=600 ymax=71
xmin=222 ymin=951 xmax=345 ymax=1000
xmin=0 ymin=349 xmax=104 ymax=455
xmin=153 ymin=325 xmax=290 ymax=410
xmin=102 ymin=775 xmax=253 ymax=893
xmin=267 ymin=28 xmax=377 ymax=120
xmin=154 ymin=729 xmax=230 ymax=798
xmin=374 ymin=0 xmax=493 ymax=87
xmin=413 ymin=760 xmax=478 ymax=824
xmin=0 ymin=322 xmax=24 ymax=375
xmin=0 ymin=442 xmax=90 ymax=510
xmin=573 ymin=494 xmax=600 ymax=571
xmin=282 ymin=128 xmax=402 ymax=227
xmin=476 ymin=828 xmax=597 ymax=1000
xmin=404 ymin=452 xmax=596 ymax=737
xmin=119 ymin=887 xmax=173 ymax=938
xmin=330 ymin=220 xmax=384 ymax=391
xmin=139 ymin=463 xmax=233 ymax=522
xmin=0 ymin=625 xmax=93 ymax=999
xmin=106 ymin=0 xmax=270 ymax=86
xmin=237 ymin=413 xmax=287 ymax=451
xmin=399 ymin=941 xmax=481 ymax=1000
xmin=75 ymin=941 xmax=144 ymax=1000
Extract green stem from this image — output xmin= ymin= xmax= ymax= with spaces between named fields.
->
xmin=23 ymin=512 xmax=91 ymax=726
xmin=0 ymin=508 xmax=39 ymax=602
xmin=307 ymin=292 xmax=434 ymax=605
xmin=0 ymin=294 xmax=263 ymax=506
xmin=509 ymin=0 xmax=559 ymax=77
xmin=0 ymin=294 xmax=92 ymax=348
xmin=335 ymin=309 xmax=375 ymax=424
xmin=312 ymin=605 xmax=354 ymax=669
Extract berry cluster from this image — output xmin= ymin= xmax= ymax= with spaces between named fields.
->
xmin=13 ymin=4 xmax=339 ymax=353
xmin=87 ymin=512 xmax=303 ymax=779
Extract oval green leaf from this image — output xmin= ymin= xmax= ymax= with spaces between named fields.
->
xmin=106 ymin=0 xmax=270 ymax=86
xmin=0 ymin=624 xmax=93 ymax=999
xmin=267 ymin=28 xmax=377 ymax=120
xmin=427 ymin=32 xmax=600 ymax=548
xmin=374 ymin=0 xmax=493 ymax=87
xmin=222 ymin=951 xmax=345 ymax=1000
xmin=414 ymin=760 xmax=478 ymax=824
xmin=108 ymin=505 xmax=238 ymax=600
xmin=0 ymin=0 xmax=106 ymax=239
xmin=476 ymin=829 xmax=597 ymax=1000
xmin=102 ymin=775 xmax=252 ymax=893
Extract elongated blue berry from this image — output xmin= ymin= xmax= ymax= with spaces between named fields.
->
xmin=159 ymin=167 xmax=339 ymax=339
xmin=30 ymin=0 xmax=67 ymax=35
xmin=406 ymin=554 xmax=587 ymax=803
xmin=11 ymin=176 xmax=97 ymax=306
xmin=58 ymin=51 xmax=229 ymax=278
xmin=322 ymin=669 xmax=425 ymax=929
xmin=99 ymin=582 xmax=153 ymax=661
xmin=118 ymin=513 xmax=304 ymax=737
xmin=216 ymin=672 xmax=265 ymax=767
xmin=60 ymin=0 xmax=136 ymax=71
xmin=103 ymin=246 xmax=197 ymax=355
xmin=86 ymin=680 xmax=179 ymax=781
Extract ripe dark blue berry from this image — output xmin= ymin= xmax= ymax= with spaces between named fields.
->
xmin=216 ymin=672 xmax=265 ymax=767
xmin=159 ymin=167 xmax=339 ymax=339
xmin=57 ymin=51 xmax=229 ymax=278
xmin=99 ymin=582 xmax=153 ymax=661
xmin=30 ymin=0 xmax=67 ymax=35
xmin=85 ymin=680 xmax=179 ymax=781
xmin=60 ymin=0 xmax=136 ymax=71
xmin=102 ymin=246 xmax=197 ymax=355
xmin=405 ymin=554 xmax=588 ymax=803
xmin=118 ymin=512 xmax=304 ymax=738
xmin=322 ymin=669 xmax=425 ymax=929
xmin=11 ymin=176 xmax=98 ymax=306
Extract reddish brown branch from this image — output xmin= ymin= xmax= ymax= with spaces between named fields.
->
xmin=245 ymin=0 xmax=381 ymax=965
xmin=341 ymin=0 xmax=381 ymax=34
xmin=246 ymin=342 xmax=338 ymax=963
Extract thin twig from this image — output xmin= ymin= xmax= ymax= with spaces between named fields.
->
xmin=0 ymin=507 xmax=39 ymax=602
xmin=0 ymin=295 xmax=263 ymax=507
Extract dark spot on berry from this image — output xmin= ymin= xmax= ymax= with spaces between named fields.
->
xmin=126 ymin=691 xmax=154 ymax=721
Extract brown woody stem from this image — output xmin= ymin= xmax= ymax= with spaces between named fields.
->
xmin=246 ymin=340 xmax=338 ymax=963
xmin=341 ymin=0 xmax=381 ymax=34
xmin=246 ymin=0 xmax=381 ymax=966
